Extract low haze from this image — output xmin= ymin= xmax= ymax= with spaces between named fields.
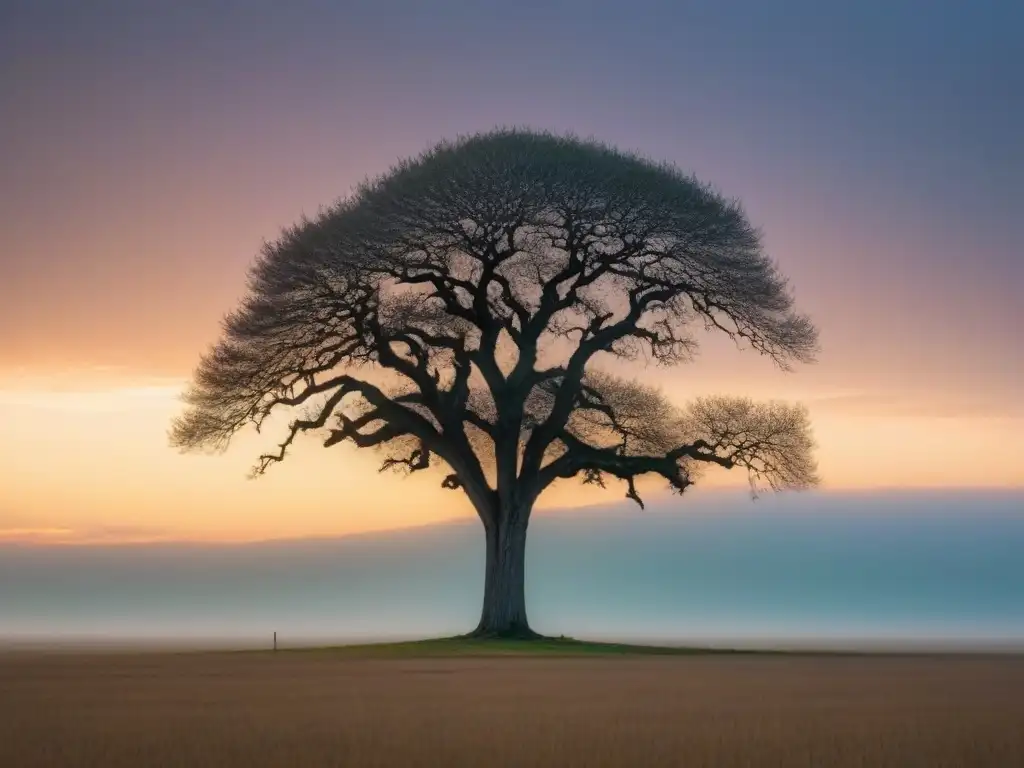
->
xmin=4 ymin=491 xmax=1022 ymax=650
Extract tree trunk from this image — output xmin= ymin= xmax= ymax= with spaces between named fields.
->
xmin=471 ymin=511 xmax=536 ymax=638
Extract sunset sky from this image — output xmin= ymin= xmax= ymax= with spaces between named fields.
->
xmin=1 ymin=0 xmax=1021 ymax=544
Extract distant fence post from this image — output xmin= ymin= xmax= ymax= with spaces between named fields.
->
xmin=273 ymin=631 xmax=277 ymax=652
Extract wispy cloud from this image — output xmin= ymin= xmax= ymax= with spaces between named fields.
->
xmin=0 ymin=382 xmax=186 ymax=413
xmin=802 ymin=390 xmax=1023 ymax=420
xmin=0 ymin=524 xmax=176 ymax=545
xmin=0 ymin=527 xmax=76 ymax=543
xmin=0 ymin=366 xmax=184 ymax=390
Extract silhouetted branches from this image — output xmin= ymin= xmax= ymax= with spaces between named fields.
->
xmin=170 ymin=129 xmax=819 ymax=521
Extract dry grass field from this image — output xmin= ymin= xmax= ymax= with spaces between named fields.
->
xmin=2 ymin=647 xmax=1022 ymax=767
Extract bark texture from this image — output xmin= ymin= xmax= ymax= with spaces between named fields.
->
xmin=472 ymin=509 xmax=535 ymax=638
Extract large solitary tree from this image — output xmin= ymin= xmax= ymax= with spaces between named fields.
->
xmin=171 ymin=129 xmax=819 ymax=638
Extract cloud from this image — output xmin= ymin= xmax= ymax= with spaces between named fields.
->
xmin=0 ymin=524 xmax=175 ymax=545
xmin=804 ymin=390 xmax=1023 ymax=420
xmin=0 ymin=383 xmax=186 ymax=413
xmin=0 ymin=365 xmax=184 ymax=389
xmin=0 ymin=527 xmax=76 ymax=542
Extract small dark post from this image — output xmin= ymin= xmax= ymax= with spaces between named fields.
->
xmin=273 ymin=631 xmax=277 ymax=652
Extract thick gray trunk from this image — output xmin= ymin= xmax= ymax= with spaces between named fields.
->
xmin=472 ymin=511 xmax=534 ymax=638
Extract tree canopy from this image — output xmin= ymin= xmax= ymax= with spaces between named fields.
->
xmin=171 ymin=129 xmax=819 ymax=522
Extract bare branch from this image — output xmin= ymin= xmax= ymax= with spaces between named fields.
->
xmin=171 ymin=128 xmax=819 ymax=532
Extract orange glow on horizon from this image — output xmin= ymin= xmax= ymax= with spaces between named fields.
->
xmin=1 ymin=371 xmax=1019 ymax=545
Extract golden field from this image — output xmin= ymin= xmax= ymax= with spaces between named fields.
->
xmin=2 ymin=649 xmax=1022 ymax=767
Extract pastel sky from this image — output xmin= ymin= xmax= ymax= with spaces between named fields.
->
xmin=1 ymin=0 xmax=1021 ymax=543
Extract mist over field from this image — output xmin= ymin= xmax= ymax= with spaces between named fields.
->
xmin=3 ymin=490 xmax=1022 ymax=651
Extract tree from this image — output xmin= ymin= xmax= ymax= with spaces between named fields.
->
xmin=170 ymin=129 xmax=819 ymax=638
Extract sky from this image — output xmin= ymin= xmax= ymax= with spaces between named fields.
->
xmin=0 ymin=0 xmax=1021 ymax=544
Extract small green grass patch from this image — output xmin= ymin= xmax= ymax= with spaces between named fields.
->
xmin=258 ymin=635 xmax=761 ymax=658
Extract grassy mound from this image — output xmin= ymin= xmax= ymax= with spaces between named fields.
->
xmin=264 ymin=636 xmax=751 ymax=657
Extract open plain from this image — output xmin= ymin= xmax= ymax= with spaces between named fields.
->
xmin=2 ymin=647 xmax=1023 ymax=767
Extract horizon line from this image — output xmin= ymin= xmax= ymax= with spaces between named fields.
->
xmin=2 ymin=485 xmax=1022 ymax=548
